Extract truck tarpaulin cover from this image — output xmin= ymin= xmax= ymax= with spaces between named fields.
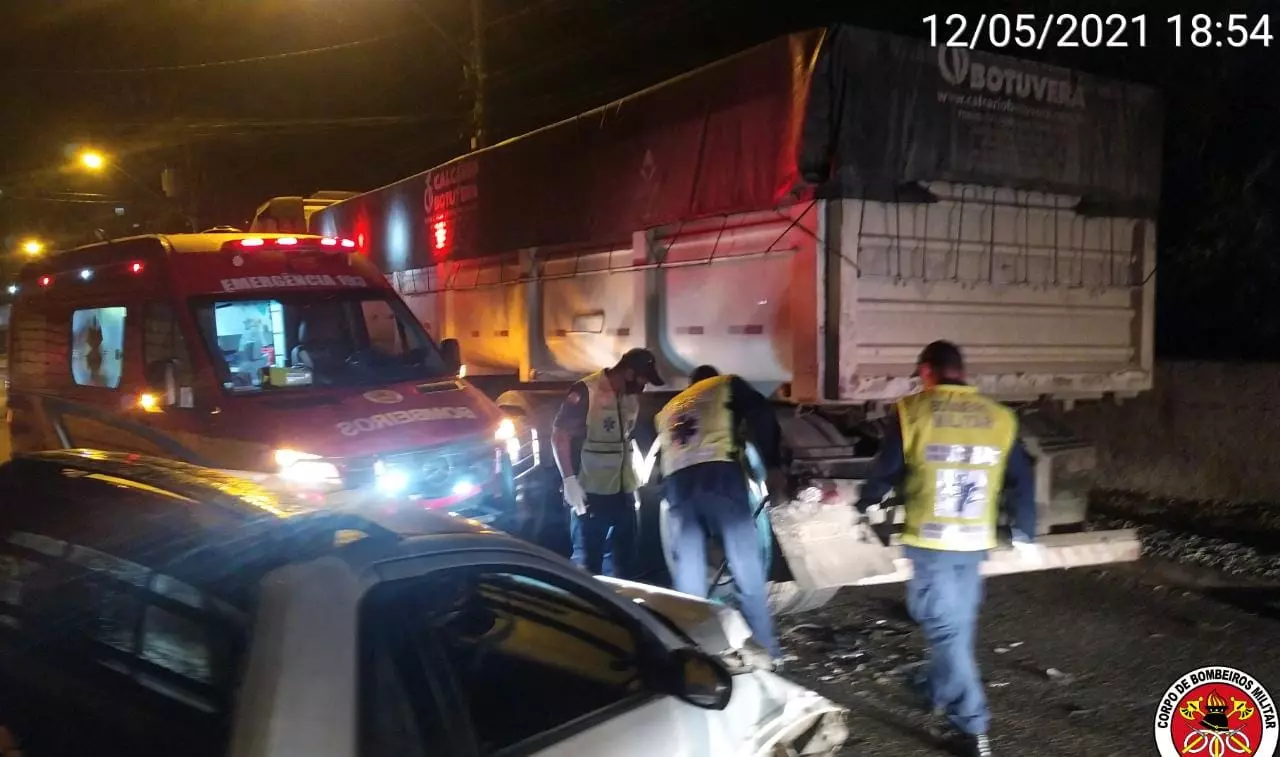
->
xmin=314 ymin=30 xmax=823 ymax=272
xmin=316 ymin=26 xmax=1162 ymax=273
xmin=802 ymin=27 xmax=1163 ymax=214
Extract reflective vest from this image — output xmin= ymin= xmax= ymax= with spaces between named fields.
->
xmin=655 ymin=374 xmax=737 ymax=477
xmin=578 ymin=369 xmax=639 ymax=495
xmin=897 ymin=384 xmax=1018 ymax=552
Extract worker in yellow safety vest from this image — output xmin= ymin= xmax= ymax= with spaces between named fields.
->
xmin=551 ymin=348 xmax=665 ymax=578
xmin=655 ymin=365 xmax=786 ymax=659
xmin=854 ymin=340 xmax=1038 ymax=757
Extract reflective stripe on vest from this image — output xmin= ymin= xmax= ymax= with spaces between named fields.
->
xmin=655 ymin=374 xmax=736 ymax=477
xmin=579 ymin=369 xmax=639 ymax=495
xmin=897 ymin=385 xmax=1018 ymax=552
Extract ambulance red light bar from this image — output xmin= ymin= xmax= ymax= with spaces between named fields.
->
xmin=224 ymin=236 xmax=357 ymax=252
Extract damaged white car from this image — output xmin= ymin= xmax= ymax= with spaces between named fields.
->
xmin=229 ymin=519 xmax=850 ymax=757
xmin=0 ymin=451 xmax=846 ymax=757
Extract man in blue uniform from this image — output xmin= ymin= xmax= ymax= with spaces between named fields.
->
xmin=855 ymin=340 xmax=1038 ymax=757
xmin=655 ymin=365 xmax=786 ymax=660
xmin=551 ymin=348 xmax=664 ymax=578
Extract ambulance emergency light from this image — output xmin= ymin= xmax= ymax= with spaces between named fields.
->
xmin=223 ymin=237 xmax=358 ymax=252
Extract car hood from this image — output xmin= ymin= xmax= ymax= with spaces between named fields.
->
xmin=598 ymin=577 xmax=767 ymax=662
xmin=599 ymin=577 xmax=848 ymax=756
xmin=226 ymin=378 xmax=505 ymax=459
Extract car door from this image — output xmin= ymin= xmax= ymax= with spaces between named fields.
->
xmin=0 ymin=468 xmax=250 ymax=757
xmin=368 ymin=549 xmax=742 ymax=757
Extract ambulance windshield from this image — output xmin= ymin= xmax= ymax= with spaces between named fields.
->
xmin=191 ymin=290 xmax=448 ymax=393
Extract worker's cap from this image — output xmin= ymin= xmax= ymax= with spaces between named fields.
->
xmin=910 ymin=340 xmax=964 ymax=378
xmin=616 ymin=348 xmax=666 ymax=386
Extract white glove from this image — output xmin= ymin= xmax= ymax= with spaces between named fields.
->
xmin=562 ymin=476 xmax=588 ymax=516
xmin=1012 ymin=539 xmax=1044 ymax=564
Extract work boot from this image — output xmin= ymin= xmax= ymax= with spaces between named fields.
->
xmin=956 ymin=733 xmax=992 ymax=757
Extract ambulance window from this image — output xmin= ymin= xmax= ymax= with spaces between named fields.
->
xmin=212 ymin=300 xmax=288 ymax=390
xmin=144 ymin=303 xmax=194 ymax=388
xmin=70 ymin=307 xmax=127 ymax=390
xmin=362 ymin=299 xmax=408 ymax=356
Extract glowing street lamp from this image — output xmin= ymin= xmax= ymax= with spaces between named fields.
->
xmin=20 ymin=238 xmax=45 ymax=257
xmin=78 ymin=149 xmax=106 ymax=172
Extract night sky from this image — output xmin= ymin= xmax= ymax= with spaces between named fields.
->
xmin=0 ymin=0 xmax=1275 ymax=358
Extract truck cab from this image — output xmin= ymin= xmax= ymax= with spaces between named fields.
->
xmin=249 ymin=191 xmax=359 ymax=235
xmin=6 ymin=233 xmax=517 ymax=525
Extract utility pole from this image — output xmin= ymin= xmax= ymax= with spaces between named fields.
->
xmin=405 ymin=0 xmax=486 ymax=152
xmin=469 ymin=0 xmax=486 ymax=151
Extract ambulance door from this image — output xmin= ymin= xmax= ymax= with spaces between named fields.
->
xmin=45 ymin=300 xmax=177 ymax=457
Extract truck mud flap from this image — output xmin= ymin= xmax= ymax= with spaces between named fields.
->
xmin=768 ymin=496 xmax=1140 ymax=613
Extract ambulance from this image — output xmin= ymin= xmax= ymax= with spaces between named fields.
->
xmin=5 ymin=232 xmax=518 ymax=523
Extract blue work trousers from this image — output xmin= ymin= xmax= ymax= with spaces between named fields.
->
xmin=665 ymin=466 xmax=779 ymax=658
xmin=905 ymin=546 xmax=989 ymax=736
xmin=570 ymin=492 xmax=631 ymax=578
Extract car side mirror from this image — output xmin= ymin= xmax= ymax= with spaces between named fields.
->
xmin=663 ymin=647 xmax=733 ymax=710
xmin=440 ymin=338 xmax=461 ymax=374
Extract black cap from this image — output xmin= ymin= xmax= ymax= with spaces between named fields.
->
xmin=616 ymin=348 xmax=666 ymax=386
xmin=911 ymin=340 xmax=964 ymax=378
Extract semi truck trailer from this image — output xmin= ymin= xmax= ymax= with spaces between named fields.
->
xmin=289 ymin=25 xmax=1162 ymax=611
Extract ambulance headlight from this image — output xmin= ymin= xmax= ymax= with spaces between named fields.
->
xmin=494 ymin=417 xmax=516 ymax=441
xmin=275 ymin=448 xmax=342 ymax=487
xmin=373 ymin=460 xmax=411 ymax=496
xmin=494 ymin=418 xmax=521 ymax=464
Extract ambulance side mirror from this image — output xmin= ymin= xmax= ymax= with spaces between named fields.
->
xmin=440 ymin=338 xmax=461 ymax=374
xmin=143 ymin=360 xmax=178 ymax=406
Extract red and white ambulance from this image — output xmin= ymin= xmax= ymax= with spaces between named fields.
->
xmin=5 ymin=232 xmax=518 ymax=523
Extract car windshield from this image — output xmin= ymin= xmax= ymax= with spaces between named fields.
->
xmin=191 ymin=290 xmax=448 ymax=393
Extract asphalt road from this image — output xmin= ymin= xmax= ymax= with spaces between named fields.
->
xmin=781 ymin=560 xmax=1280 ymax=756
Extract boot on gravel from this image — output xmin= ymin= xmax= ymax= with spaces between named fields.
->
xmin=956 ymin=733 xmax=992 ymax=757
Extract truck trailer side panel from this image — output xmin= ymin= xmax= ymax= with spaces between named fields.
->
xmin=831 ymin=183 xmax=1156 ymax=403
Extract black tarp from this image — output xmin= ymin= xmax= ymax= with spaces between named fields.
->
xmin=316 ymin=26 xmax=1163 ymax=273
xmin=801 ymin=27 xmax=1163 ymax=214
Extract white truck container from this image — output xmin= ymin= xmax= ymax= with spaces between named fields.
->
xmin=308 ymin=26 xmax=1162 ymax=609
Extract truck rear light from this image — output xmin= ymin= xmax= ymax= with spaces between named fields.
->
xmin=238 ymin=238 xmax=265 ymax=247
xmin=130 ymin=261 xmax=144 ymax=273
xmin=320 ymin=237 xmax=338 ymax=246
xmin=276 ymin=237 xmax=299 ymax=246
xmin=341 ymin=238 xmax=357 ymax=249
xmin=37 ymin=275 xmax=53 ymax=287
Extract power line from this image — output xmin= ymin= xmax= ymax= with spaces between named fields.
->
xmin=11 ymin=31 xmax=409 ymax=74
xmin=487 ymin=0 xmax=716 ymax=85
xmin=484 ymin=0 xmax=569 ymax=30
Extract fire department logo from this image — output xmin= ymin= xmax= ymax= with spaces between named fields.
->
xmin=1155 ymin=667 xmax=1278 ymax=757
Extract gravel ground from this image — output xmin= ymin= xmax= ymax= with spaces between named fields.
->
xmin=777 ymin=492 xmax=1280 ymax=756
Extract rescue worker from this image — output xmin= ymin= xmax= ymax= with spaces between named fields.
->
xmin=655 ymin=365 xmax=786 ymax=660
xmin=854 ymin=340 xmax=1037 ymax=757
xmin=551 ymin=348 xmax=665 ymax=578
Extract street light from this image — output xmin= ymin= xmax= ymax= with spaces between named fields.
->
xmin=20 ymin=238 xmax=44 ymax=257
xmin=79 ymin=149 xmax=106 ymax=171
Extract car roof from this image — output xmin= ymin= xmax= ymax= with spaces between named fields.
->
xmin=0 ymin=451 xmax=510 ymax=608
